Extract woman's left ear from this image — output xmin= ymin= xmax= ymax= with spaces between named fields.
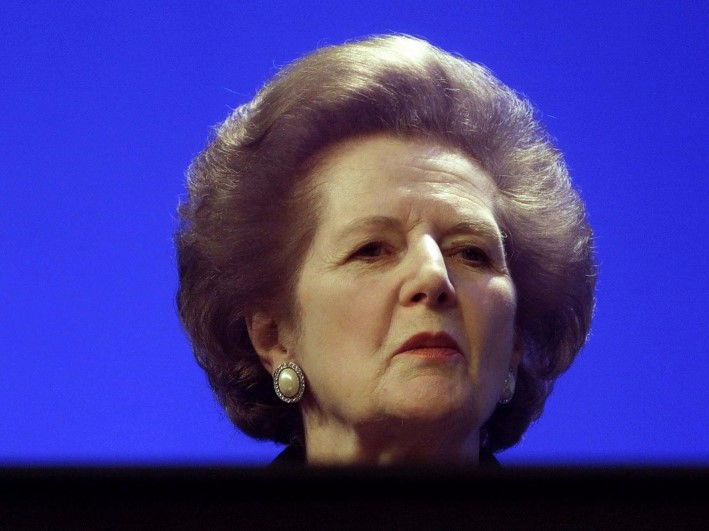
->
xmin=245 ymin=311 xmax=292 ymax=373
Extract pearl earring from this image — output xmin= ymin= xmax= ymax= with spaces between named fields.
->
xmin=273 ymin=362 xmax=305 ymax=403
xmin=498 ymin=369 xmax=516 ymax=405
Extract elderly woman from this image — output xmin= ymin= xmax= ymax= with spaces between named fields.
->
xmin=175 ymin=34 xmax=596 ymax=466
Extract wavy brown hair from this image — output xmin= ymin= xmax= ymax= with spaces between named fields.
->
xmin=175 ymin=34 xmax=597 ymax=453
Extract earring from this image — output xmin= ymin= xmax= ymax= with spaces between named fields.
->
xmin=273 ymin=362 xmax=306 ymax=403
xmin=498 ymin=369 xmax=516 ymax=405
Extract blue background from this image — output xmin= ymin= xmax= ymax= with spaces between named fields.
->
xmin=2 ymin=1 xmax=708 ymax=466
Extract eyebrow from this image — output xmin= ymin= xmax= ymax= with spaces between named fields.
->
xmin=334 ymin=216 xmax=503 ymax=242
xmin=334 ymin=216 xmax=402 ymax=239
xmin=448 ymin=220 xmax=504 ymax=242
xmin=450 ymin=220 xmax=509 ymax=268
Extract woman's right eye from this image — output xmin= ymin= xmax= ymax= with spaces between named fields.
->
xmin=352 ymin=242 xmax=386 ymax=260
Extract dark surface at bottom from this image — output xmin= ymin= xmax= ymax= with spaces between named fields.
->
xmin=3 ymin=465 xmax=708 ymax=530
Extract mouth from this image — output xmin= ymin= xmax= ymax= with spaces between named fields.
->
xmin=394 ymin=332 xmax=463 ymax=359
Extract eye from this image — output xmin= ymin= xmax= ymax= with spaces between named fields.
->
xmin=352 ymin=242 xmax=386 ymax=260
xmin=457 ymin=246 xmax=490 ymax=266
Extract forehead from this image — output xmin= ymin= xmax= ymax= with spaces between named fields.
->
xmin=308 ymin=134 xmax=498 ymax=220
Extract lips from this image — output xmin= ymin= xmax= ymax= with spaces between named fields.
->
xmin=395 ymin=332 xmax=463 ymax=357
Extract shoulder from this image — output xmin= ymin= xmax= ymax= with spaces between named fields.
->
xmin=270 ymin=445 xmax=306 ymax=466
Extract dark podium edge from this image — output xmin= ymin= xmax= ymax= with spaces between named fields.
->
xmin=3 ymin=464 xmax=709 ymax=529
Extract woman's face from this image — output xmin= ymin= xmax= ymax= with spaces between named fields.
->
xmin=281 ymin=134 xmax=520 ymax=453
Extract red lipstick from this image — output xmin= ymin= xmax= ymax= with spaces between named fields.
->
xmin=395 ymin=332 xmax=463 ymax=359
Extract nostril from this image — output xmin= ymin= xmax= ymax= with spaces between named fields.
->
xmin=410 ymin=291 xmax=451 ymax=305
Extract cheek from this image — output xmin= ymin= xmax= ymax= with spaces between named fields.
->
xmin=498 ymin=280 xmax=517 ymax=325
xmin=461 ymin=277 xmax=517 ymax=357
xmin=295 ymin=274 xmax=394 ymax=414
xmin=296 ymin=273 xmax=391 ymax=361
xmin=457 ymin=278 xmax=518 ymax=420
xmin=484 ymin=276 xmax=517 ymax=321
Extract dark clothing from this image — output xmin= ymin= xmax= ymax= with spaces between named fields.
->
xmin=271 ymin=444 xmax=502 ymax=468
xmin=271 ymin=444 xmax=305 ymax=465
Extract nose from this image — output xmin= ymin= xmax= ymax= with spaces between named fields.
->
xmin=399 ymin=236 xmax=457 ymax=308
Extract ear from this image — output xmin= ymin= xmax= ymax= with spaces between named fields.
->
xmin=245 ymin=311 xmax=294 ymax=373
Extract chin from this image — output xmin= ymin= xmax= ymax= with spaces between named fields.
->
xmin=387 ymin=386 xmax=475 ymax=423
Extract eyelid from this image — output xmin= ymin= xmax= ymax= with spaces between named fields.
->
xmin=450 ymin=244 xmax=489 ymax=260
xmin=446 ymin=238 xmax=491 ymax=252
xmin=356 ymin=241 xmax=384 ymax=254
xmin=348 ymin=240 xmax=394 ymax=261
xmin=446 ymin=239 xmax=505 ymax=270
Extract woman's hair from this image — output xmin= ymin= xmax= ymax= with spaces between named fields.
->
xmin=175 ymin=34 xmax=597 ymax=452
